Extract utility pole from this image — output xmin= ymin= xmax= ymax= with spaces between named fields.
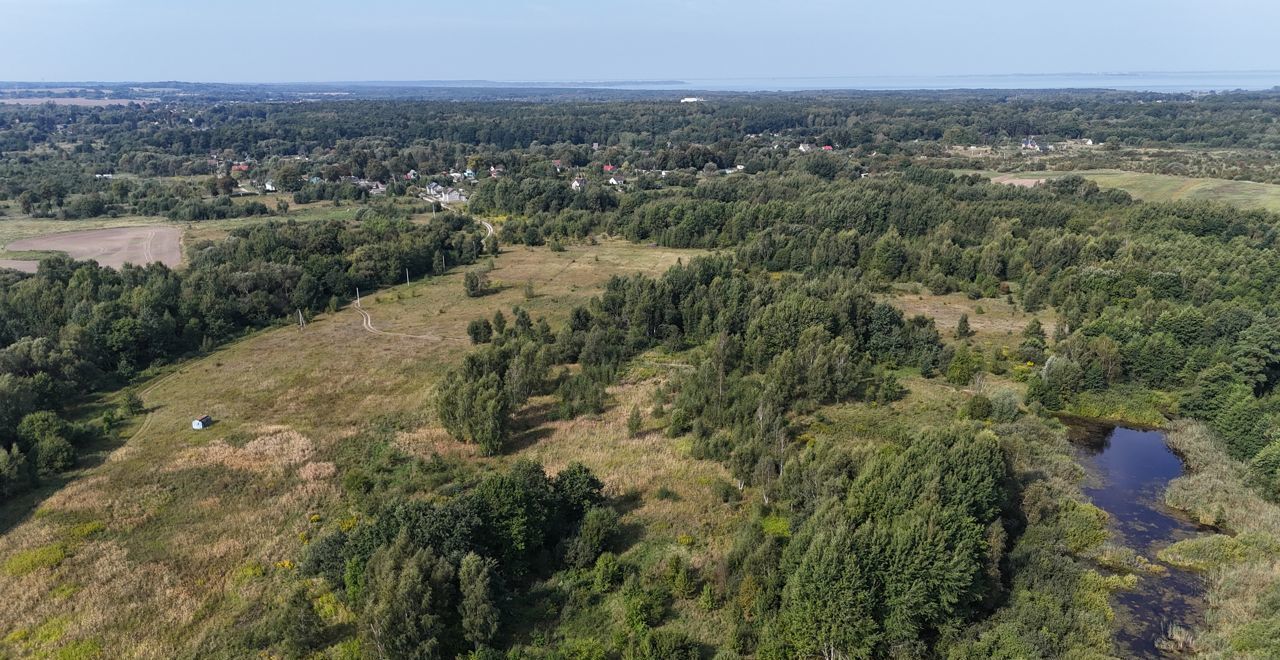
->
xmin=356 ymin=287 xmax=361 ymax=308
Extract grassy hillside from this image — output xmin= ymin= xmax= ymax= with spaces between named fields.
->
xmin=0 ymin=239 xmax=704 ymax=657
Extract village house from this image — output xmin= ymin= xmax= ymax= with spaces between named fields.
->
xmin=608 ymin=175 xmax=626 ymax=186
xmin=571 ymin=177 xmax=588 ymax=191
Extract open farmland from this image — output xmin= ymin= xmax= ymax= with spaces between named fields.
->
xmin=976 ymin=168 xmax=1280 ymax=211
xmin=4 ymin=226 xmax=183 ymax=271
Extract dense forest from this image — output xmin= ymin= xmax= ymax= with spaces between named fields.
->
xmin=5 ymin=90 xmax=1280 ymax=657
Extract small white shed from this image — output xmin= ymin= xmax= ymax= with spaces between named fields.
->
xmin=192 ymin=415 xmax=213 ymax=430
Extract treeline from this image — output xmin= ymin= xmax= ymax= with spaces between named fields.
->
xmin=0 ymin=214 xmax=487 ymax=500
xmin=12 ymin=90 xmax=1280 ymax=218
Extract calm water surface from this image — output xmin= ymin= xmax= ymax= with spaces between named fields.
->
xmin=1068 ymin=420 xmax=1205 ymax=658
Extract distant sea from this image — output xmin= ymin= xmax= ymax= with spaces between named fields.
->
xmin=564 ymin=71 xmax=1280 ymax=93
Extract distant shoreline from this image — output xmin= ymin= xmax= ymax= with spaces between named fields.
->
xmin=3 ymin=71 xmax=1279 ymax=96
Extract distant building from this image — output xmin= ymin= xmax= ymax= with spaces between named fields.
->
xmin=680 ymin=97 xmax=705 ymax=103
xmin=264 ymin=181 xmax=277 ymax=192
xmin=798 ymin=143 xmax=816 ymax=153
xmin=571 ymin=177 xmax=588 ymax=191
xmin=192 ymin=415 xmax=213 ymax=430
xmin=609 ymin=175 xmax=627 ymax=186
xmin=603 ymin=164 xmax=617 ymax=172
xmin=405 ymin=169 xmax=418 ymax=180
xmin=822 ymin=145 xmax=834 ymax=151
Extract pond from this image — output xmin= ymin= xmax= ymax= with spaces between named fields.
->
xmin=1067 ymin=419 xmax=1207 ymax=658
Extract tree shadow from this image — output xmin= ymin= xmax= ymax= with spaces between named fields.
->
xmin=504 ymin=402 xmax=559 ymax=452
xmin=506 ymin=426 xmax=555 ymax=453
xmin=0 ymin=425 xmax=127 ymax=537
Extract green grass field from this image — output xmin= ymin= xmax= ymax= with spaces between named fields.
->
xmin=968 ymin=169 xmax=1280 ymax=212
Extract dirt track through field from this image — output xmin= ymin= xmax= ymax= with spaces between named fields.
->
xmin=348 ymin=219 xmax=493 ymax=341
xmin=354 ymin=301 xmax=446 ymax=340
xmin=5 ymin=225 xmax=182 ymax=270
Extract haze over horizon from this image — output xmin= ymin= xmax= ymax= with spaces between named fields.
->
xmin=3 ymin=0 xmax=1280 ymax=84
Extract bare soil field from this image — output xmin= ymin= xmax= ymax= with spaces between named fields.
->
xmin=0 ymin=259 xmax=37 ymax=273
xmin=5 ymin=226 xmax=183 ymax=270
xmin=991 ymin=173 xmax=1046 ymax=187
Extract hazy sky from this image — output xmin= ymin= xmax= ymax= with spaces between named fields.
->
xmin=3 ymin=0 xmax=1280 ymax=82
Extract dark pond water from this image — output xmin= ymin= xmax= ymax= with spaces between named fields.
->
xmin=1067 ymin=419 xmax=1206 ymax=658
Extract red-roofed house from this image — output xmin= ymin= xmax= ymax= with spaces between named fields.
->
xmin=822 ymin=145 xmax=834 ymax=151
xmin=603 ymin=164 xmax=617 ymax=172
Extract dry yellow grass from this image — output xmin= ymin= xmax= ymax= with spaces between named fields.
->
xmin=0 ymin=239 xmax=700 ymax=657
xmin=885 ymin=285 xmax=1049 ymax=351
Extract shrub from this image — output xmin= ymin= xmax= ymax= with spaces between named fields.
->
xmin=35 ymin=435 xmax=75 ymax=476
xmin=593 ymin=552 xmax=623 ymax=593
xmin=467 ymin=318 xmax=493 ymax=344
xmin=964 ymin=394 xmax=993 ymax=420
xmin=566 ymin=506 xmax=618 ymax=568
xmin=989 ymin=389 xmax=1022 ymax=422
xmin=627 ymin=405 xmax=643 ymax=437
xmin=621 ymin=577 xmax=668 ymax=630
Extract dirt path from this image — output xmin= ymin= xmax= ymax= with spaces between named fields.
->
xmin=353 ymin=300 xmax=446 ymax=340
xmin=349 ymin=218 xmax=491 ymax=341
